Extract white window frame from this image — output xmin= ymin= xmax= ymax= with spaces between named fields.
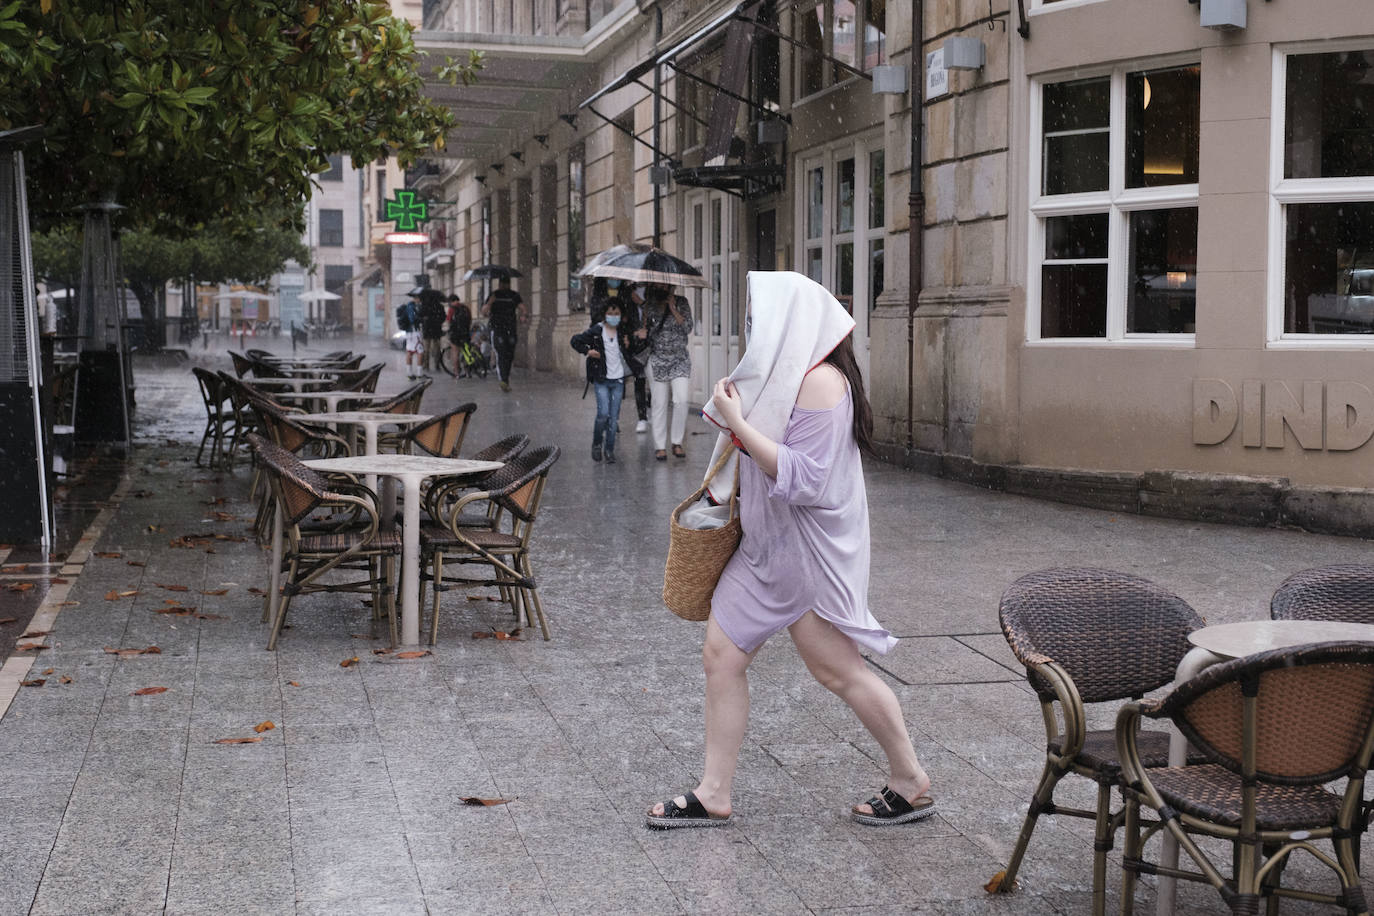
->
xmin=1267 ymin=40 xmax=1374 ymax=349
xmin=1029 ymin=0 xmax=1108 ymax=14
xmin=1027 ymin=55 xmax=1200 ymax=347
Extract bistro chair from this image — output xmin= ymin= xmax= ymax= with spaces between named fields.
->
xmin=1271 ymin=565 xmax=1374 ymax=625
xmin=423 ymin=433 xmax=529 ymax=525
xmin=247 ymin=434 xmax=401 ymax=650
xmin=421 ymin=445 xmax=559 ymax=644
xmin=228 ymin=350 xmax=257 ymax=378
xmin=331 ymin=363 xmax=384 ymax=393
xmin=192 ymin=367 xmax=235 ymax=469
xmin=993 ymin=567 xmax=1206 ymax=916
xmin=363 ymin=378 xmax=435 ymax=451
xmin=393 ymin=402 xmax=476 ymax=458
xmin=246 ymin=397 xmax=353 ymax=548
xmin=1116 ymin=641 xmax=1374 ymax=916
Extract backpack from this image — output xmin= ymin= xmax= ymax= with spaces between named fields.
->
xmin=395 ymin=301 xmax=417 ymax=332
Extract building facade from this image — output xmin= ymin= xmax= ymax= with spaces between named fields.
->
xmin=413 ymin=0 xmax=1374 ymax=532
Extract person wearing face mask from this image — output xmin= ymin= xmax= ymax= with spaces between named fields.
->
xmin=569 ymin=301 xmax=648 ymax=463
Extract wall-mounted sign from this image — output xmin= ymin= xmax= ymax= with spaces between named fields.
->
xmin=383 ymin=190 xmax=429 ymax=231
xmin=926 ymin=48 xmax=948 ymax=99
xmin=384 ymin=231 xmax=430 ymax=245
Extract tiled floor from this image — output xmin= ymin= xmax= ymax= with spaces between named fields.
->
xmin=2 ymin=336 xmax=1371 ymax=914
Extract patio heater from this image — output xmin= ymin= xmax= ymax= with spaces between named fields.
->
xmin=0 ymin=125 xmax=54 ymax=548
xmin=72 ymin=199 xmax=132 ymax=451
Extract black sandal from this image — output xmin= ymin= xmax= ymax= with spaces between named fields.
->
xmin=851 ymin=785 xmax=936 ymax=826
xmin=672 ymin=444 xmax=685 ymax=458
xmin=655 ymin=450 xmax=667 ymax=461
xmin=645 ymin=791 xmax=730 ymax=830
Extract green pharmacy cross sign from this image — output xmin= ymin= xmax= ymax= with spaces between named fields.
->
xmin=384 ymin=190 xmax=429 ymax=231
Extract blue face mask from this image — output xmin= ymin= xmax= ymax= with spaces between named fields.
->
xmin=604 ymin=314 xmax=621 ymax=327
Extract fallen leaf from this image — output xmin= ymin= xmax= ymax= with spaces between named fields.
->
xmin=394 ymin=650 xmax=431 ymax=660
xmin=3 ymin=563 xmax=28 ymax=572
xmin=286 ymin=681 xmax=301 ymax=687
xmin=200 ymin=588 xmax=229 ymax=596
xmin=339 ymin=656 xmax=359 ymax=668
xmin=21 ymin=630 xmax=49 ymax=639
xmin=95 ymin=551 xmax=123 ymax=559
xmin=20 ymin=679 xmax=45 ymax=688
xmin=213 ymin=737 xmax=262 ymax=745
xmin=350 ymin=633 xmax=378 ymax=640
xmin=41 ymin=668 xmax=53 ymax=675
xmin=253 ymin=721 xmax=275 ymax=733
xmin=14 ymin=643 xmax=47 ymax=652
xmin=471 ymin=631 xmax=493 ymax=639
xmin=127 ymin=560 xmax=146 ymax=568
xmin=8 ymin=582 xmax=35 ymax=592
xmin=49 ymin=577 xmax=68 ymax=585
xmin=460 ymin=796 xmax=514 ymax=807
xmin=0 ymin=617 xmax=14 ymax=625
xmin=985 ymin=870 xmax=1012 ymax=894
xmin=118 ymin=590 xmax=138 ymax=597
xmin=371 ymin=648 xmax=390 ymax=656
xmin=104 ymin=590 xmax=121 ymax=601
xmin=56 ymin=601 xmax=78 ymax=607
xmin=146 ymin=525 xmax=164 ymax=533
xmin=59 ymin=676 xmax=73 ymax=685
xmin=102 ymin=645 xmax=161 ymax=657
xmin=473 ymin=628 xmax=523 ymax=640
xmin=211 ymin=512 xmax=236 ymax=522
xmin=247 ymin=587 xmax=266 ymax=596
xmin=156 ymin=583 xmax=190 ymax=592
xmin=132 ymin=686 xmax=168 ymax=696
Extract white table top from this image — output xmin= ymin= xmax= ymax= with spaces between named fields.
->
xmin=1188 ymin=619 xmax=1374 ymax=659
xmin=304 ymin=456 xmax=503 ymax=478
xmin=297 ymin=411 xmax=430 ymax=427
xmin=273 ymin=390 xmax=390 ymax=403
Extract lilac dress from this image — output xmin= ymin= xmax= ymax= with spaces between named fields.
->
xmin=710 ymin=390 xmax=897 ymax=655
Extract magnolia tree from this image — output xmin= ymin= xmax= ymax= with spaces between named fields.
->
xmin=0 ymin=0 xmax=476 ymax=229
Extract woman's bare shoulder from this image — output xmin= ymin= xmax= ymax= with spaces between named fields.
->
xmin=796 ymin=363 xmax=846 ymax=410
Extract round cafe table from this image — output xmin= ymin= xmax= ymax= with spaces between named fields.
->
xmin=272 ymin=390 xmax=392 ymax=413
xmin=302 ymin=455 xmax=504 ymax=646
xmin=1155 ymin=618 xmax=1374 ymax=916
xmin=295 ymin=411 xmax=430 ymax=493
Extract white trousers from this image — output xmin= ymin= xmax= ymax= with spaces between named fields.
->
xmin=650 ymin=374 xmax=690 ymax=450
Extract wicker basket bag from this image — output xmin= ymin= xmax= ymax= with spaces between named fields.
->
xmin=663 ymin=445 xmax=741 ymax=621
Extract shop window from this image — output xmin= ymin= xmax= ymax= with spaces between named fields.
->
xmin=318 ymin=209 xmax=344 ymax=247
xmin=1031 ymin=64 xmax=1200 ymax=341
xmin=1275 ymin=48 xmax=1374 ymax=338
xmin=793 ymin=0 xmax=886 ymax=100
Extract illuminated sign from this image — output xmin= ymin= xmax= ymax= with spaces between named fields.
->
xmin=384 ymin=232 xmax=430 ymax=245
xmin=383 ymin=190 xmax=429 ymax=231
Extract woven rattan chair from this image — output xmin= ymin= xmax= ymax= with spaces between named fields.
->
xmin=994 ymin=568 xmax=1206 ymax=915
xmin=192 ymin=367 xmax=235 ymax=469
xmin=1271 ymin=566 xmax=1374 ymax=625
xmin=422 ymin=433 xmax=529 ymax=525
xmin=1116 ymin=641 xmax=1374 ymax=916
xmin=421 ymin=445 xmax=559 ymax=644
xmin=342 ymin=377 xmax=431 ymax=416
xmin=330 ymin=363 xmax=383 ymax=393
xmin=394 ymin=402 xmax=476 ymax=458
xmin=247 ymin=433 xmax=400 ymax=650
xmin=228 ymin=350 xmax=255 ymax=378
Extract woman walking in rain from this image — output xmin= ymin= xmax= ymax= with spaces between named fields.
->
xmin=647 ymin=271 xmax=933 ymax=829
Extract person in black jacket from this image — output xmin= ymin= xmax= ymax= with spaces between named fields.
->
xmin=570 ymin=300 xmax=648 ymax=463
xmin=418 ymin=288 xmax=447 ymax=374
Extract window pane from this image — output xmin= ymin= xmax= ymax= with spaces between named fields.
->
xmin=693 ymin=203 xmax=703 ymax=259
xmin=1126 ymin=66 xmax=1200 ymax=188
xmin=796 ymin=2 xmax=825 ymax=97
xmin=806 ymin=247 xmax=824 ymax=284
xmin=836 ymin=241 xmax=854 ymax=312
xmin=864 ymin=0 xmax=886 ymax=69
xmin=836 ymin=158 xmax=855 ymax=233
xmin=869 ymin=238 xmax=884 ymax=311
xmin=711 ymin=198 xmax=722 ymax=256
xmin=319 ymin=209 xmax=343 ymax=247
xmin=1044 ymin=213 xmax=1108 ymax=260
xmin=1285 ymin=51 xmax=1374 ymax=180
xmin=1041 ymin=265 xmax=1108 ymax=337
xmin=807 ymin=167 xmax=824 ymax=239
xmin=868 ymin=150 xmax=885 ymax=229
xmin=833 ymin=1 xmax=857 ymax=76
xmin=1042 ymin=77 xmax=1109 ymax=194
xmin=711 ymin=263 xmax=722 ymax=335
xmin=322 ymin=154 xmax=344 ymax=181
xmin=1127 ymin=208 xmax=1197 ymax=333
xmin=1285 ymin=201 xmax=1374 ymax=333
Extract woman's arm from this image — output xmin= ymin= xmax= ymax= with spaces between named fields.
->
xmin=711 ymin=378 xmax=779 ymax=478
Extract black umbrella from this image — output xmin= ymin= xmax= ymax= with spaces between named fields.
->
xmin=577 ymin=243 xmax=707 ymax=289
xmin=462 ymin=264 xmax=523 ymax=282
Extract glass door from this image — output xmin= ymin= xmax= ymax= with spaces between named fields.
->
xmin=686 ymin=189 xmax=740 ymax=405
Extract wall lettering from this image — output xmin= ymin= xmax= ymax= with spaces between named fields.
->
xmin=1192 ymin=378 xmax=1374 ymax=451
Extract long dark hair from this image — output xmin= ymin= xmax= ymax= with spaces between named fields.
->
xmin=822 ymin=333 xmax=875 ymax=455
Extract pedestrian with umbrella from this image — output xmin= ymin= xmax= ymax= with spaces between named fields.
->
xmin=470 ymin=266 xmax=526 ymax=392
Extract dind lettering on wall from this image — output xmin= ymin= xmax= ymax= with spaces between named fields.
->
xmin=1193 ymin=379 xmax=1374 ymax=451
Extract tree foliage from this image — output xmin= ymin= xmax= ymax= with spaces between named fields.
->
xmin=0 ymin=0 xmax=474 ymax=231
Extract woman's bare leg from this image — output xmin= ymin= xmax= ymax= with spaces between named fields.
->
xmin=650 ymin=617 xmax=757 ymax=818
xmin=788 ymin=611 xmax=930 ymax=812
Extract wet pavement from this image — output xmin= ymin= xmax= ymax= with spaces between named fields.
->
xmin=2 ymin=334 xmax=1372 ymax=914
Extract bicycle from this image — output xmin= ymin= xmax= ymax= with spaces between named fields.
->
xmin=440 ymin=337 xmax=489 ymax=378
